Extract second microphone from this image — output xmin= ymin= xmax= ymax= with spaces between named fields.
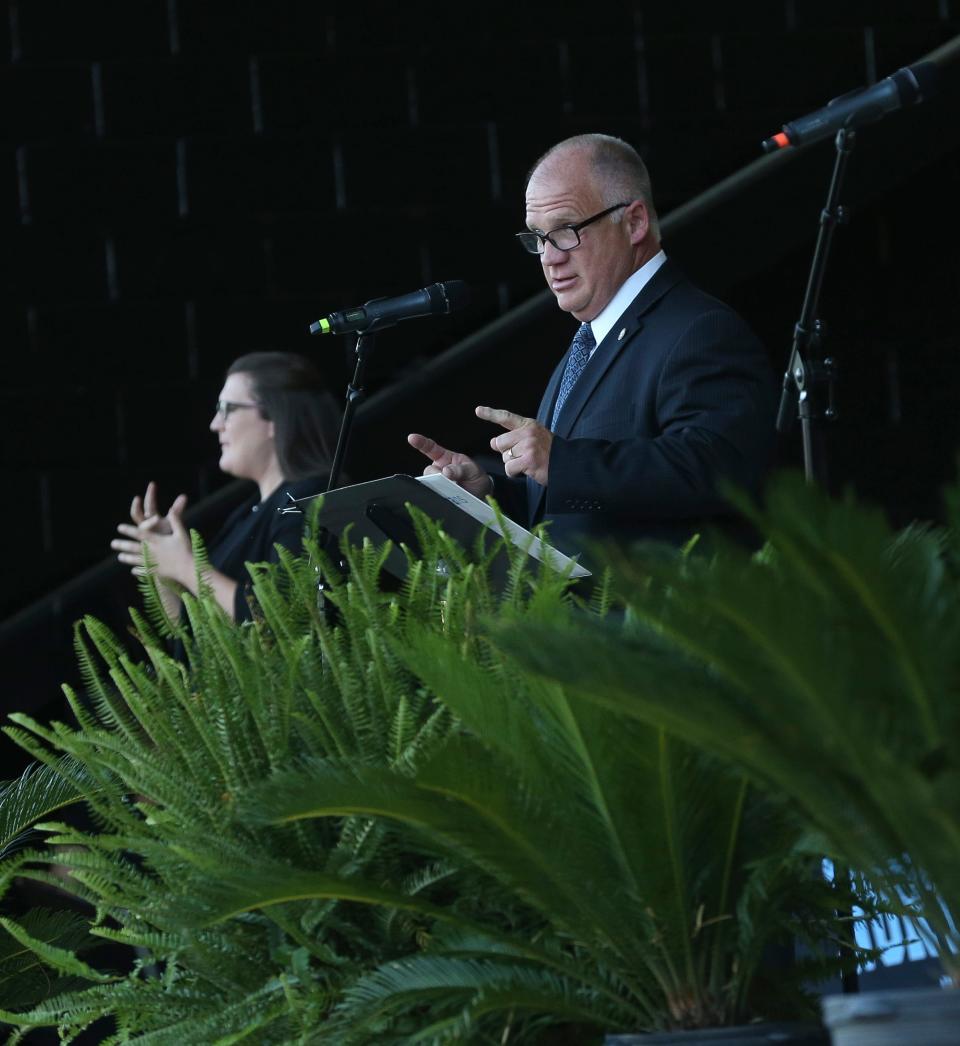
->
xmin=310 ymin=280 xmax=470 ymax=336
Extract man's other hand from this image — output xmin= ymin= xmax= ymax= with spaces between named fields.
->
xmin=407 ymin=433 xmax=493 ymax=498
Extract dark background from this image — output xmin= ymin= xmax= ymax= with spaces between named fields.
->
xmin=2 ymin=1 xmax=959 ymax=714
xmin=0 ymin=2 xmax=957 ymax=1018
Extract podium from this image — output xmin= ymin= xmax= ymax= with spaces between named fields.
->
xmin=284 ymin=473 xmax=590 ymax=591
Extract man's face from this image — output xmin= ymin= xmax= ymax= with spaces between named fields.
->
xmin=524 ymin=153 xmax=639 ymax=322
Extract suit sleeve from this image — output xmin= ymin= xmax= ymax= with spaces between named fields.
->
xmin=546 ymin=309 xmax=776 ymax=520
xmin=489 ymin=473 xmax=530 ymax=524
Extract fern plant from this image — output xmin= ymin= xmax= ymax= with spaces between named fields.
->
xmin=0 ymin=518 xmax=476 ymax=1041
xmin=494 ymin=472 xmax=960 ymax=982
xmin=0 ymin=510 xmax=585 ymax=1043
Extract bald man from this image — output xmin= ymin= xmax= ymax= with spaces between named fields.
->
xmin=410 ymin=133 xmax=776 ymax=555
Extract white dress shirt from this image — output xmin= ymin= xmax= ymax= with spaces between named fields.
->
xmin=588 ymin=250 xmax=667 ymax=354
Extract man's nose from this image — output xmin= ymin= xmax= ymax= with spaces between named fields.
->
xmin=541 ymin=239 xmax=569 ymax=266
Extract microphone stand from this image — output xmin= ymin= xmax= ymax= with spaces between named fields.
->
xmin=312 ymin=330 xmax=376 ymax=602
xmin=327 ymin=331 xmax=374 ymax=495
xmin=776 ymin=126 xmax=852 ymax=485
xmin=776 ymin=126 xmax=860 ymax=996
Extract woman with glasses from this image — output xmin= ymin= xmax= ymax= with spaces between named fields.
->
xmin=111 ymin=351 xmax=339 ymax=623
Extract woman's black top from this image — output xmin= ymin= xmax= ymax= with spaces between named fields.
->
xmin=207 ymin=474 xmax=327 ymax=622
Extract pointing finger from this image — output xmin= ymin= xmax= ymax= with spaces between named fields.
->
xmin=475 ymin=405 xmax=531 ymax=431
xmin=408 ymin=433 xmax=449 ymax=463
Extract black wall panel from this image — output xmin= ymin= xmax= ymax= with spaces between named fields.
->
xmin=28 ymin=302 xmax=189 ymax=383
xmin=182 ymin=133 xmax=338 ymax=216
xmin=9 ymin=224 xmax=108 ymax=304
xmin=99 ymin=58 xmax=254 ymax=137
xmin=3 ymin=62 xmax=95 ymax=140
xmin=720 ymin=31 xmax=870 ymax=113
xmin=22 ymin=141 xmax=180 ymax=221
xmin=14 ymin=0 xmax=169 ymax=60
xmin=256 ymin=52 xmax=412 ymax=131
xmin=2 ymin=0 xmax=959 ymax=631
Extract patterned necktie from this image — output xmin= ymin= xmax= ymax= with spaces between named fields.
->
xmin=551 ymin=322 xmax=596 ymax=429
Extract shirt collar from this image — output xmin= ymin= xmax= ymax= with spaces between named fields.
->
xmin=589 ymin=250 xmax=667 ymax=349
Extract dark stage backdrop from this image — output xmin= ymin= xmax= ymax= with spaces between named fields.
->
xmin=2 ymin=1 xmax=960 ymax=1000
xmin=2 ymin=1 xmax=959 ymax=616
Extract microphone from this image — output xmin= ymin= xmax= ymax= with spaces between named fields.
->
xmin=761 ymin=61 xmax=938 ymax=152
xmin=309 ymin=280 xmax=470 ymax=335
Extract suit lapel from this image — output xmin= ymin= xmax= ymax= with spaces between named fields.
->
xmin=554 ymin=260 xmax=682 ymax=438
xmin=537 ymin=356 xmax=565 ymax=427
xmin=528 ymin=260 xmax=684 ymax=523
xmin=552 ymin=321 xmax=639 ymax=438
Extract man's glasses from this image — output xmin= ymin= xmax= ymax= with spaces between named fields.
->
xmin=215 ymin=400 xmax=259 ymax=418
xmin=515 ymin=202 xmax=632 ymax=255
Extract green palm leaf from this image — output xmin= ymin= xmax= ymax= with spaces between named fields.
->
xmin=0 ymin=758 xmax=90 ymax=858
xmin=496 ymin=472 xmax=960 ymax=975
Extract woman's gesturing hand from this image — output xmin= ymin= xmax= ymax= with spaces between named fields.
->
xmin=113 ymin=495 xmax=194 ymax=587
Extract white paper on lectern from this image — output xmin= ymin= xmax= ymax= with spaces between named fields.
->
xmin=415 ymin=472 xmax=591 ymax=579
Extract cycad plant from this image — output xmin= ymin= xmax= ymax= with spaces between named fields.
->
xmin=0 ymin=505 xmax=869 ymax=1043
xmin=496 ymin=472 xmax=960 ymax=982
xmin=242 ymin=580 xmax=863 ymax=1040
xmin=0 ymin=758 xmax=102 ymax=1013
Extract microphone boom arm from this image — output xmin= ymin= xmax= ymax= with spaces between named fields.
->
xmin=776 ymin=126 xmax=854 ymax=486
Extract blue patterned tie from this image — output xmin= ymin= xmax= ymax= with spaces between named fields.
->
xmin=551 ymin=322 xmax=596 ymax=429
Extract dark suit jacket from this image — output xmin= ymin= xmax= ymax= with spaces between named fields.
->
xmin=494 ymin=259 xmax=776 ymax=556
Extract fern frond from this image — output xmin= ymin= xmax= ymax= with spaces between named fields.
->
xmin=0 ymin=917 xmax=114 ymax=984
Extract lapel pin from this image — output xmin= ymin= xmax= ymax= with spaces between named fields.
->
xmin=617 ymin=327 xmax=627 ymax=341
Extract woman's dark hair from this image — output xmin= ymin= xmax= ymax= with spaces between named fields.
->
xmin=227 ymin=352 xmax=339 ymax=481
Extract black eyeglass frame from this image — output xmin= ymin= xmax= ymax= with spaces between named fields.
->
xmin=515 ymin=201 xmax=633 ymax=255
xmin=215 ymin=399 xmax=260 ymax=418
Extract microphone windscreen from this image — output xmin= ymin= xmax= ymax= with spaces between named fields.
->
xmin=439 ymin=279 xmax=471 ymax=313
xmin=894 ymin=61 xmax=938 ymax=106
xmin=912 ymin=61 xmax=939 ymax=100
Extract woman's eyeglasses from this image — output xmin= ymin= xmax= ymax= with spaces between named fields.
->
xmin=214 ymin=400 xmax=259 ymax=418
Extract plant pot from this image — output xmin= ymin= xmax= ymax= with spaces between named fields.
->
xmin=821 ymin=985 xmax=960 ymax=1045
xmin=605 ymin=1022 xmax=828 ymax=1044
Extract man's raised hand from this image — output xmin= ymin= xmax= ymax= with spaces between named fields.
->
xmin=477 ymin=405 xmax=553 ymax=486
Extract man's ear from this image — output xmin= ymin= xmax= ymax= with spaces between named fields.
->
xmin=625 ymin=199 xmax=650 ymax=244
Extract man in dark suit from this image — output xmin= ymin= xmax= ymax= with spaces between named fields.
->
xmin=409 ymin=133 xmax=776 ymax=555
